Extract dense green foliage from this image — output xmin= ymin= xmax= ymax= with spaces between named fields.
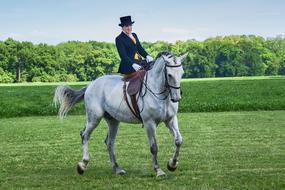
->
xmin=0 ymin=111 xmax=284 ymax=189
xmin=1 ymin=35 xmax=285 ymax=83
xmin=0 ymin=76 xmax=284 ymax=118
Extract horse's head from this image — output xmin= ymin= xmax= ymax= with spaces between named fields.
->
xmin=162 ymin=53 xmax=187 ymax=102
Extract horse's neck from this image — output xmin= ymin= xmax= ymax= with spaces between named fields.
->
xmin=147 ymin=58 xmax=166 ymax=92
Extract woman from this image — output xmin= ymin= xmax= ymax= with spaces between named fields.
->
xmin=115 ymin=16 xmax=153 ymax=75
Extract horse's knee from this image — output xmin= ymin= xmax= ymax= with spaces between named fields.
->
xmin=175 ymin=138 xmax=183 ymax=147
xmin=80 ymin=129 xmax=91 ymax=144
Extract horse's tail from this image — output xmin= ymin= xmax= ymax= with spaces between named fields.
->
xmin=53 ymin=85 xmax=87 ymax=119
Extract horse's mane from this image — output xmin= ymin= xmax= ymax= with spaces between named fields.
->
xmin=143 ymin=51 xmax=173 ymax=71
xmin=155 ymin=51 xmax=173 ymax=61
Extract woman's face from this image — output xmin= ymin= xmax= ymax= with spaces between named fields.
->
xmin=122 ymin=25 xmax=132 ymax=34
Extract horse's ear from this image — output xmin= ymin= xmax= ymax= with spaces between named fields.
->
xmin=162 ymin=55 xmax=172 ymax=63
xmin=179 ymin=53 xmax=188 ymax=63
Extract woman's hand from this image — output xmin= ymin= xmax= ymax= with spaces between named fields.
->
xmin=146 ymin=55 xmax=154 ymax=63
xmin=132 ymin=63 xmax=142 ymax=71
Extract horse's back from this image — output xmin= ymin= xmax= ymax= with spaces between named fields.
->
xmin=85 ymin=74 xmax=124 ymax=102
xmin=95 ymin=74 xmax=123 ymax=84
xmin=87 ymin=75 xmax=123 ymax=90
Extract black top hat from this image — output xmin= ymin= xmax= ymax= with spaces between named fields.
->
xmin=119 ymin=16 xmax=135 ymax=27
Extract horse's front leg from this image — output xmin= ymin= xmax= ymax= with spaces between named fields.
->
xmin=145 ymin=121 xmax=166 ymax=177
xmin=164 ymin=115 xmax=183 ymax=171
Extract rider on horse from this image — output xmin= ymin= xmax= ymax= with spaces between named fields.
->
xmin=115 ymin=16 xmax=154 ymax=76
xmin=54 ymin=16 xmax=187 ymax=178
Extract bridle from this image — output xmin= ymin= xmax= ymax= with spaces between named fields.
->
xmin=140 ymin=59 xmax=183 ymax=101
xmin=164 ymin=63 xmax=182 ymax=90
xmin=134 ymin=58 xmax=183 ymax=115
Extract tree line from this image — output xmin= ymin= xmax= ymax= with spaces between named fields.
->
xmin=0 ymin=35 xmax=285 ymax=83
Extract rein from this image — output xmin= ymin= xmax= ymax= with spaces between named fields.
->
xmin=140 ymin=60 xmax=182 ymax=101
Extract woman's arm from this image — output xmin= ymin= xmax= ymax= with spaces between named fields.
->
xmin=115 ymin=37 xmax=133 ymax=65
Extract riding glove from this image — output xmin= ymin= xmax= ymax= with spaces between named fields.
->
xmin=132 ymin=63 xmax=142 ymax=71
xmin=146 ymin=55 xmax=154 ymax=63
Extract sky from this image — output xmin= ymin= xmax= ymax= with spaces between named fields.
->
xmin=0 ymin=0 xmax=284 ymax=44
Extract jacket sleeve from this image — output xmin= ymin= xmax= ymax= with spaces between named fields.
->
xmin=115 ymin=37 xmax=133 ymax=66
xmin=133 ymin=33 xmax=148 ymax=58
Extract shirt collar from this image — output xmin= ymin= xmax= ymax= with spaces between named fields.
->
xmin=122 ymin=30 xmax=133 ymax=37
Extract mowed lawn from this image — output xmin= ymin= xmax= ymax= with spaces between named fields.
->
xmin=0 ymin=111 xmax=284 ymax=189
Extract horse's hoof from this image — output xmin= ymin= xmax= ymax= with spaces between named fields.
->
xmin=77 ymin=162 xmax=87 ymax=175
xmin=167 ymin=161 xmax=177 ymax=172
xmin=77 ymin=164 xmax=84 ymax=175
xmin=156 ymin=168 xmax=166 ymax=178
xmin=116 ymin=169 xmax=126 ymax=175
xmin=114 ymin=167 xmax=126 ymax=175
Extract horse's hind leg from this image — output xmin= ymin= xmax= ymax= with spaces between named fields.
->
xmin=77 ymin=111 xmax=102 ymax=175
xmin=104 ymin=116 xmax=126 ymax=175
xmin=164 ymin=115 xmax=183 ymax=172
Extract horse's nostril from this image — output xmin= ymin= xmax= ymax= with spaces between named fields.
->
xmin=171 ymin=99 xmax=179 ymax=103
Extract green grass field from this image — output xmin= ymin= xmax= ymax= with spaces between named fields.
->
xmin=1 ymin=76 xmax=285 ymax=118
xmin=0 ymin=111 xmax=284 ymax=189
xmin=0 ymin=76 xmax=284 ymax=189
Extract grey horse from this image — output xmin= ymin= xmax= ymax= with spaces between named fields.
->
xmin=53 ymin=52 xmax=187 ymax=177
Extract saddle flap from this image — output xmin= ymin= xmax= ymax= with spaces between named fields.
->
xmin=122 ymin=70 xmax=146 ymax=121
xmin=127 ymin=79 xmax=141 ymax=95
xmin=123 ymin=70 xmax=146 ymax=96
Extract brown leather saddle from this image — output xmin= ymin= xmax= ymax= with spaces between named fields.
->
xmin=122 ymin=70 xmax=146 ymax=121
